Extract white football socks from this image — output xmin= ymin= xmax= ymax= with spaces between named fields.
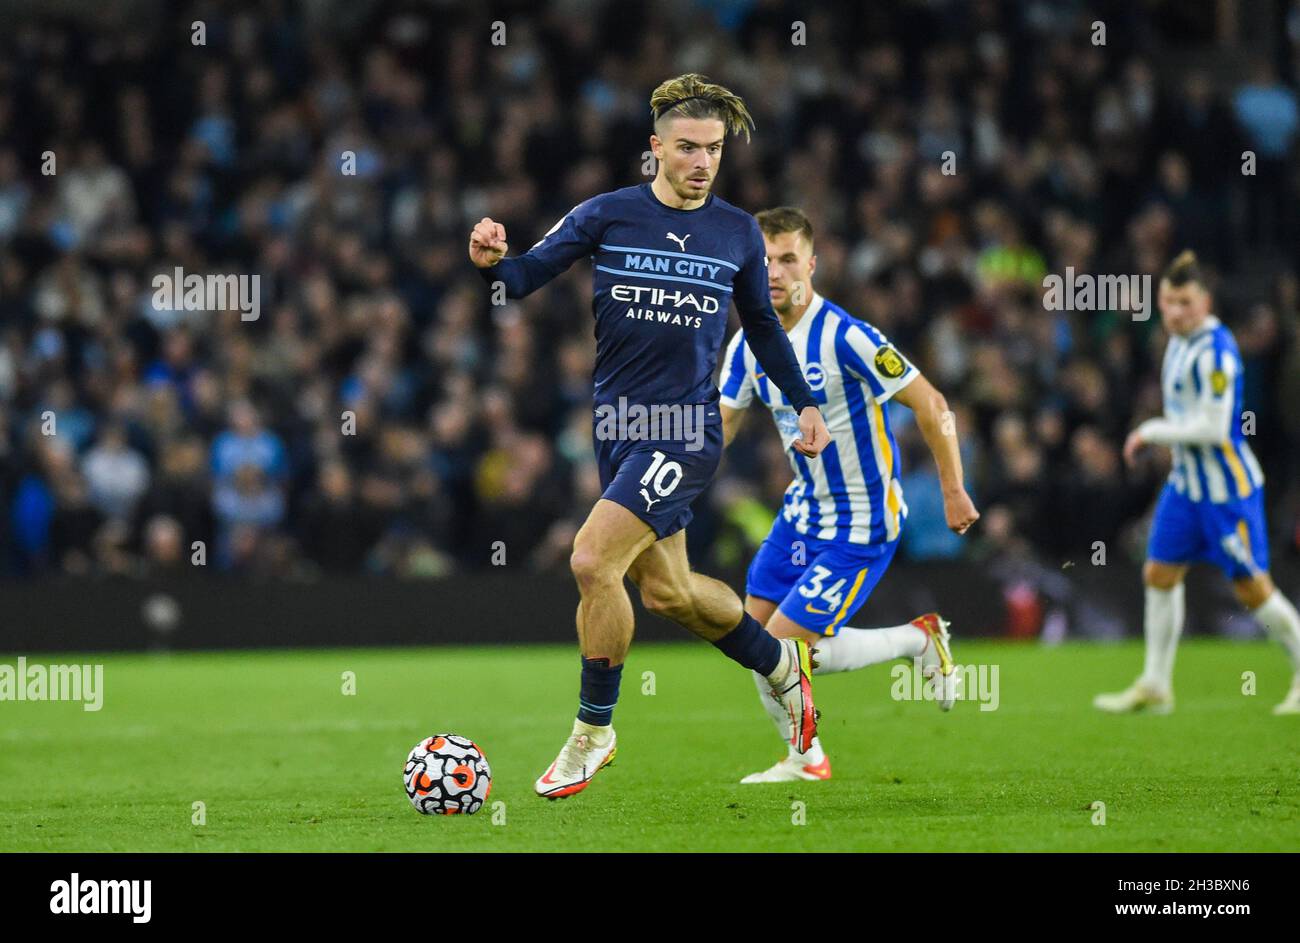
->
xmin=764 ymin=638 xmax=793 ymax=687
xmin=752 ymin=667 xmax=791 ymax=740
xmin=572 ymin=718 xmax=614 ymax=744
xmin=1252 ymin=590 xmax=1300 ymax=671
xmin=1140 ymin=584 xmax=1185 ymax=691
xmin=812 ymin=624 xmax=927 ymax=673
xmin=750 ymin=669 xmax=826 ymax=764
xmin=750 ymin=625 xmax=926 ymax=765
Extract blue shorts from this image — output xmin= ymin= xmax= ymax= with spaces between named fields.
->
xmin=746 ymin=513 xmax=899 ymax=636
xmin=593 ymin=417 xmax=723 ymax=539
xmin=1147 ymin=483 xmax=1269 ymax=580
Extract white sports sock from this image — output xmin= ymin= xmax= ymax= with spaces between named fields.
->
xmin=812 ymin=624 xmax=926 ymax=674
xmin=1252 ymin=590 xmax=1300 ymax=670
xmin=752 ymin=669 xmax=791 ymax=743
xmin=573 ymin=718 xmax=614 ymax=745
xmin=790 ymin=736 xmax=826 ymax=765
xmin=751 ymin=669 xmax=827 ymax=765
xmin=1140 ymin=584 xmax=1184 ymax=690
xmin=764 ymin=639 xmax=792 ymax=686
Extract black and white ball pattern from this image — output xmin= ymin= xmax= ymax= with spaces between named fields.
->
xmin=403 ymin=734 xmax=493 ymax=815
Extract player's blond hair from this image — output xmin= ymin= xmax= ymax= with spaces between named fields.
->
xmin=756 ymin=206 xmax=815 ymax=247
xmin=1162 ymin=249 xmax=1203 ymax=287
xmin=650 ymin=73 xmax=755 ymax=143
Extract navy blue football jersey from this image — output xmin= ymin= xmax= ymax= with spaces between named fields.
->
xmin=477 ymin=183 xmax=816 ymax=414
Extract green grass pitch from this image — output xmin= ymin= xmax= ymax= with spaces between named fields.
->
xmin=2 ymin=640 xmax=1298 ymax=852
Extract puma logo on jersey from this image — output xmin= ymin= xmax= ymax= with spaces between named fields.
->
xmin=666 ymin=232 xmax=691 ymax=252
xmin=640 ymin=488 xmax=662 ymax=511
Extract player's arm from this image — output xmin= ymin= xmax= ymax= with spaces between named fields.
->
xmin=718 ymin=329 xmax=754 ymax=449
xmin=733 ymin=220 xmax=828 ymax=457
xmin=720 ymin=404 xmax=745 ymax=448
xmin=893 ymin=373 xmax=979 ymax=535
xmin=1123 ymin=346 xmax=1235 ymax=465
xmin=839 ymin=322 xmax=977 ymax=534
xmin=468 ymin=200 xmax=599 ymax=298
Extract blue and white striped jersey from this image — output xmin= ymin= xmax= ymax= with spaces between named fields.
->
xmin=719 ymin=292 xmax=918 ymax=545
xmin=1141 ymin=315 xmax=1264 ymax=503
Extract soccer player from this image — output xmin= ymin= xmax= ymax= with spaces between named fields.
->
xmin=719 ymin=207 xmax=980 ymax=782
xmin=467 ymin=74 xmax=833 ymax=798
xmin=1096 ymin=251 xmax=1300 ymax=715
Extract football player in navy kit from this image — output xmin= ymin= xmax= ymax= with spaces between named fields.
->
xmin=469 ymin=74 xmax=830 ymax=798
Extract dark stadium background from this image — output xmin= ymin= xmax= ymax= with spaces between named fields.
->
xmin=0 ymin=0 xmax=1296 ymax=650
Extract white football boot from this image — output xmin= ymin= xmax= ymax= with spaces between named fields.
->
xmin=1272 ymin=676 xmax=1300 ymax=715
xmin=534 ymin=719 xmax=617 ymax=799
xmin=1093 ymin=678 xmax=1174 ymax=714
xmin=767 ymin=638 xmax=818 ymax=753
xmin=740 ymin=754 xmax=832 ymax=784
xmin=913 ymin=612 xmax=959 ymax=711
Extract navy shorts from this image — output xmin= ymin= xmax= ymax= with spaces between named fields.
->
xmin=593 ymin=415 xmax=723 ymax=539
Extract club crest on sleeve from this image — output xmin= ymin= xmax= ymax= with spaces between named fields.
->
xmin=874 ymin=346 xmax=906 ymax=378
xmin=1210 ymin=369 xmax=1228 ymax=395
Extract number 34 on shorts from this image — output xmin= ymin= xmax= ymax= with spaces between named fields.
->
xmin=745 ymin=512 xmax=900 ymax=636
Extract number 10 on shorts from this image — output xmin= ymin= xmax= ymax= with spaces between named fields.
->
xmin=639 ymin=450 xmax=684 ymax=508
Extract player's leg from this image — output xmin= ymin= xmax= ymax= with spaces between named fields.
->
xmin=738 ymin=607 xmax=833 ymax=783
xmin=1096 ymin=483 xmax=1198 ymax=713
xmin=745 ymin=594 xmax=779 ymax=626
xmin=626 ymin=529 xmax=742 ymax=642
xmin=778 ymin=536 xmax=942 ymax=688
xmin=1233 ymin=574 xmax=1300 ymax=713
xmin=1094 ymin=559 xmax=1187 ymax=713
xmin=1223 ymin=493 xmax=1300 ymax=713
xmin=807 ymin=615 xmax=949 ymax=679
xmin=733 ymin=518 xmax=822 ymax=768
xmin=572 ymin=499 xmax=659 ymax=663
xmin=743 ymin=522 xmax=930 ymax=676
xmin=739 ymin=593 xmax=801 ymax=762
xmin=747 ymin=590 xmax=932 ymax=670
xmin=741 ymin=536 xmax=909 ymax=783
xmin=626 ymin=529 xmax=817 ymax=751
xmin=1141 ymin=560 xmax=1189 ymax=694
xmin=741 ymin=589 xmax=951 ymax=736
xmin=535 ymin=498 xmax=657 ymax=799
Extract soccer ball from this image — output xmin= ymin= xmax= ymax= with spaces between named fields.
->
xmin=403 ymin=734 xmax=492 ymax=815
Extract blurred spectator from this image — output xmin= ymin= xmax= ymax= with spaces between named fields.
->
xmin=299 ymin=460 xmax=374 ymax=572
xmin=211 ymin=401 xmax=287 ymax=483
xmin=1232 ymin=59 xmax=1299 ymax=244
xmin=213 ymin=465 xmax=285 ymax=568
xmin=142 ymin=514 xmax=187 ymax=573
xmin=81 ymin=423 xmax=150 ymax=523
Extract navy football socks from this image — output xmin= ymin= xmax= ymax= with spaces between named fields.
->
xmin=713 ymin=612 xmax=783 ymax=677
xmin=577 ymin=655 xmax=623 ymax=726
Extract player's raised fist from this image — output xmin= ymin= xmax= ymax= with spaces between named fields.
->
xmin=469 ymin=217 xmax=508 ymax=268
xmin=943 ymin=488 xmax=980 ymax=535
xmin=793 ymin=406 xmax=830 ymax=458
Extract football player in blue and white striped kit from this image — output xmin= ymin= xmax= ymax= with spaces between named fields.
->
xmin=720 ymin=207 xmax=980 ymax=782
xmin=1096 ymin=251 xmax=1300 ymax=715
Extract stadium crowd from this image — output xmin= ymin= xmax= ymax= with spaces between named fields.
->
xmin=1 ymin=0 xmax=1298 ymax=581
